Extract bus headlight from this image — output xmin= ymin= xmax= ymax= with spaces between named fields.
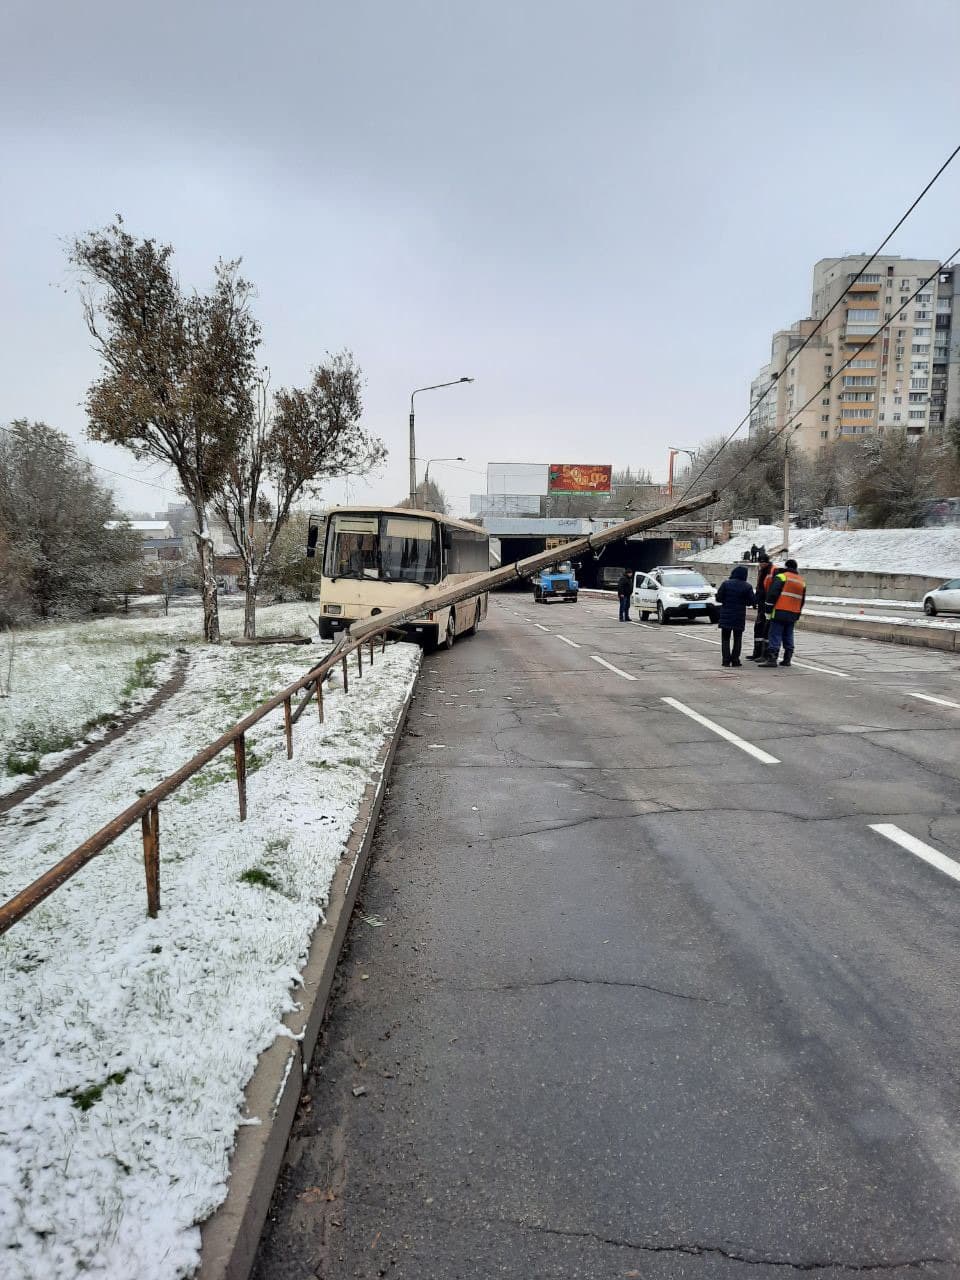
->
xmin=324 ymin=604 xmax=342 ymax=615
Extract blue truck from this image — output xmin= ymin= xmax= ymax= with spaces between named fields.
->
xmin=533 ymin=560 xmax=579 ymax=604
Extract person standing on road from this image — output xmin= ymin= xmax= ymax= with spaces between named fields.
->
xmin=760 ymin=558 xmax=806 ymax=667
xmin=748 ymin=552 xmax=776 ymax=661
xmin=750 ymin=543 xmax=758 ymax=562
xmin=715 ymin=564 xmax=755 ymax=667
xmin=616 ymin=570 xmax=632 ymax=622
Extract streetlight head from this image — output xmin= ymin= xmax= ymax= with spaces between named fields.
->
xmin=456 ymin=455 xmax=465 ymax=461
xmin=459 ymin=376 xmax=474 ymax=383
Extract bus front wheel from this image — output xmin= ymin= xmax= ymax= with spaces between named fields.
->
xmin=439 ymin=613 xmax=456 ymax=651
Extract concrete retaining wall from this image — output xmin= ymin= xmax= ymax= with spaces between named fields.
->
xmin=690 ymin=562 xmax=941 ymax=602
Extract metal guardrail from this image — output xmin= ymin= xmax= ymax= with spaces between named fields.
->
xmin=0 ymin=489 xmax=716 ymax=937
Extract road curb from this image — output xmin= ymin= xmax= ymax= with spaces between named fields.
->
xmin=583 ymin=589 xmax=959 ymax=652
xmin=196 ymin=664 xmax=419 ymax=1280
xmin=799 ymin=612 xmax=960 ymax=653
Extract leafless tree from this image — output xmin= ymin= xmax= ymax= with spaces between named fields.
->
xmin=213 ymin=353 xmax=385 ymax=638
xmin=70 ymin=219 xmax=260 ymax=642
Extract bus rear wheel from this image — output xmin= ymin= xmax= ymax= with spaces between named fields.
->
xmin=466 ymin=603 xmax=480 ymax=636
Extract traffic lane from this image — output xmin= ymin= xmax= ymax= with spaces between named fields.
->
xmin=509 ymin=602 xmax=960 ymax=852
xmin=257 ymin=606 xmax=960 ymax=1277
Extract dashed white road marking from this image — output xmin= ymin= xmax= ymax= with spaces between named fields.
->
xmin=590 ymin=655 xmax=637 ymax=681
xmin=534 ymin=623 xmax=551 ymax=632
xmin=870 ymin=824 xmax=960 ymax=884
xmin=661 ymin=697 xmax=780 ymax=765
xmin=789 ymin=659 xmax=853 ymax=679
xmin=674 ymin=630 xmax=721 ymax=647
xmin=904 ymin=691 xmax=960 ymax=709
xmin=555 ymin=634 xmax=581 ymax=649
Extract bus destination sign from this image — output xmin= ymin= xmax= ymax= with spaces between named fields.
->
xmin=547 ymin=463 xmax=613 ymax=495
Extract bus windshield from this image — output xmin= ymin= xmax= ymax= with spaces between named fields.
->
xmin=324 ymin=513 xmax=441 ymax=585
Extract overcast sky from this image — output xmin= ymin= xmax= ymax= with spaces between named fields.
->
xmin=4 ymin=0 xmax=960 ymax=516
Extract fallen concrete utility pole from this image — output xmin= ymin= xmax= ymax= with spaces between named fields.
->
xmin=347 ymin=488 xmax=720 ymax=642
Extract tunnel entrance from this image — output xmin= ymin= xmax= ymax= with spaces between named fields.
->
xmin=493 ymin=535 xmax=675 ymax=591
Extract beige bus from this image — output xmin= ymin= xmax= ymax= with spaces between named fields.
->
xmin=307 ymin=506 xmax=490 ymax=648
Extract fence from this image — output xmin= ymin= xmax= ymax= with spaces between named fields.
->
xmin=0 ymin=488 xmax=716 ymax=938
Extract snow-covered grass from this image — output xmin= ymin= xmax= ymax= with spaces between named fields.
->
xmin=0 ymin=602 xmax=315 ymax=796
xmin=0 ymin=622 xmax=419 ymax=1279
xmin=686 ymin=524 xmax=960 ymax=577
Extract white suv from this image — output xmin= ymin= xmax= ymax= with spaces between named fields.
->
xmin=632 ymin=567 xmax=719 ymax=625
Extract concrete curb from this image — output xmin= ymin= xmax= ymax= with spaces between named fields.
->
xmin=582 ymin=589 xmax=960 ymax=652
xmin=196 ymin=665 xmax=419 ymax=1280
xmin=799 ymin=612 xmax=960 ymax=653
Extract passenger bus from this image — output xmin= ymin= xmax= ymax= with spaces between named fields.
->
xmin=307 ymin=506 xmax=490 ymax=648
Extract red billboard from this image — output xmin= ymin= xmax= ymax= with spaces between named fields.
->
xmin=547 ymin=463 xmax=612 ymax=495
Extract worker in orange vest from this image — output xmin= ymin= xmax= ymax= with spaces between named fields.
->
xmin=759 ymin=558 xmax=806 ymax=667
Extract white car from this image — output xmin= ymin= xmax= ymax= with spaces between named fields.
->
xmin=632 ymin=567 xmax=719 ymax=625
xmin=923 ymin=578 xmax=960 ymax=616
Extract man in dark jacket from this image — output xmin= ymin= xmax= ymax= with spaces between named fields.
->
xmin=747 ymin=552 xmax=775 ymax=661
xmin=714 ymin=563 xmax=755 ymax=667
xmin=616 ymin=570 xmax=632 ymax=622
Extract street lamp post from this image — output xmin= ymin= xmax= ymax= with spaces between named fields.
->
xmin=409 ymin=378 xmax=474 ymax=506
xmin=420 ymin=457 xmax=466 ymax=513
xmin=667 ymin=447 xmax=697 ymax=498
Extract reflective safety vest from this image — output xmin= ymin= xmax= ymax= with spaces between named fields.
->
xmin=771 ymin=570 xmax=805 ymax=616
xmin=759 ymin=565 xmax=778 ymax=595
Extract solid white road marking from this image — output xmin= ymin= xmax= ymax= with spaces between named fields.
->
xmin=674 ymin=631 xmax=722 ymax=647
xmin=661 ymin=697 xmax=780 ymax=765
xmin=590 ymin=655 xmax=637 ymax=681
xmin=555 ymin=634 xmax=581 ymax=648
xmin=904 ymin=691 xmax=960 ymax=709
xmin=869 ymin=823 xmax=960 ymax=884
xmin=534 ymin=623 xmax=551 ymax=632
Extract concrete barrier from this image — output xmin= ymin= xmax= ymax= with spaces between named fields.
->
xmin=582 ymin=589 xmax=960 ymax=653
xmin=688 ymin=562 xmax=943 ymax=602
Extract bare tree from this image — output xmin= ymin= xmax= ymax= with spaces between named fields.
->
xmin=70 ymin=219 xmax=260 ymax=642
xmin=213 ymin=353 xmax=385 ymax=638
xmin=398 ymin=478 xmax=449 ymax=514
xmin=853 ymin=430 xmax=938 ymax=527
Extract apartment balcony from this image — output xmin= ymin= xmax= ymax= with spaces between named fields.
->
xmin=844 ymin=326 xmax=877 ymax=343
xmin=847 ymin=281 xmax=880 ymax=294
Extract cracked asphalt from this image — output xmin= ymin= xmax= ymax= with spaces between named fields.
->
xmin=253 ymin=596 xmax=960 ymax=1279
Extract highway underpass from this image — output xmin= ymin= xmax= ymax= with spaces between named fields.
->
xmin=483 ymin=516 xmax=685 ymax=589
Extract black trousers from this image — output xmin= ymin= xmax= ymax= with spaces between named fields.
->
xmin=721 ymin=628 xmax=743 ymax=664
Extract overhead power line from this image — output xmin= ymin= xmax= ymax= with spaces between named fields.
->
xmin=712 ymin=249 xmax=960 ymax=496
xmin=0 ymin=421 xmax=181 ymax=498
xmin=679 ymin=140 xmax=960 ymax=500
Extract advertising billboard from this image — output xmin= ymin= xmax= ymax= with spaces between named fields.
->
xmin=547 ymin=463 xmax=612 ymax=495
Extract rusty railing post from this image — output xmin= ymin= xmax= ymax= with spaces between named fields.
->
xmin=357 ymin=644 xmax=363 ymax=677
xmin=283 ymin=696 xmax=293 ymax=759
xmin=341 ymin=656 xmax=349 ymax=694
xmin=316 ymin=677 xmax=324 ymax=723
xmin=381 ymin=633 xmax=387 ymax=654
xmin=233 ymin=734 xmax=247 ymax=821
xmin=141 ymin=805 xmax=160 ymax=918
xmin=369 ymin=639 xmax=375 ymax=665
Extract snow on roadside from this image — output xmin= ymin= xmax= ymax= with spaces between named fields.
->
xmin=806 ymin=608 xmax=960 ymax=631
xmin=0 ymin=632 xmax=420 ymax=1280
xmin=686 ymin=525 xmax=960 ymax=577
xmin=0 ymin=602 xmax=315 ymax=797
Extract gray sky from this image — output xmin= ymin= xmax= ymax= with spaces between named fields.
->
xmin=4 ymin=0 xmax=960 ymax=516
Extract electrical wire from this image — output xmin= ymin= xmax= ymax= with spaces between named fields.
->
xmin=0 ymin=421 xmax=181 ymax=496
xmin=709 ymin=249 xmax=960 ymax=497
xmin=679 ymin=140 xmax=960 ymax=500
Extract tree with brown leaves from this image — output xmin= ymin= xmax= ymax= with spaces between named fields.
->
xmin=71 ymin=219 xmax=260 ymax=642
xmin=213 ymin=352 xmax=385 ymax=638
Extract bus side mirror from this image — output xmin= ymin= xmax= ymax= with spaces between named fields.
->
xmin=306 ymin=524 xmax=319 ymax=559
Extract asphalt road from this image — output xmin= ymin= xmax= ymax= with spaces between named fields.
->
xmin=253 ymin=596 xmax=960 ymax=1279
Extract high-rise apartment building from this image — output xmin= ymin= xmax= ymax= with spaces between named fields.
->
xmin=749 ymin=255 xmax=960 ymax=457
